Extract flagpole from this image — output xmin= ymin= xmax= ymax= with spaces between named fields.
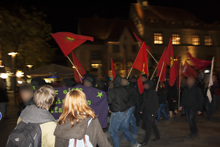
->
xmin=127 ymin=67 xmax=133 ymax=79
xmin=67 ymin=56 xmax=83 ymax=81
xmin=150 ymin=67 xmax=157 ymax=80
xmin=146 ymin=49 xmax=158 ymax=64
xmin=155 ymin=62 xmax=164 ymax=91
xmin=178 ymin=62 xmax=181 ymax=110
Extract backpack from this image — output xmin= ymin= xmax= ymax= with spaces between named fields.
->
xmin=68 ymin=118 xmax=93 ymax=147
xmin=6 ymin=121 xmax=42 ymax=147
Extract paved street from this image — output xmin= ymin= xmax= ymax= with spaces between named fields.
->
xmin=1 ymin=92 xmax=220 ymax=147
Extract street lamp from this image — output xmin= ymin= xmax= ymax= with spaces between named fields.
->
xmin=27 ymin=65 xmax=33 ymax=69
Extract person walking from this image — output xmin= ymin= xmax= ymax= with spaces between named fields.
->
xmin=108 ymin=75 xmax=141 ymax=147
xmin=0 ymin=79 xmax=8 ymax=119
xmin=54 ymin=89 xmax=112 ymax=147
xmin=156 ymin=82 xmax=169 ymax=121
xmin=140 ymin=80 xmax=160 ymax=146
xmin=179 ymin=76 xmax=203 ymax=138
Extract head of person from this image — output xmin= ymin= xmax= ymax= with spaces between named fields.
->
xmin=121 ymin=78 xmax=129 ymax=86
xmin=34 ymin=85 xmax=55 ymax=110
xmin=141 ymin=74 xmax=148 ymax=83
xmin=130 ymin=76 xmax=137 ymax=83
xmin=144 ymin=80 xmax=153 ymax=90
xmin=19 ymin=83 xmax=34 ymax=104
xmin=83 ymin=74 xmax=96 ymax=87
xmin=84 ymin=77 xmax=93 ymax=87
xmin=187 ymin=76 xmax=196 ymax=88
xmin=58 ymin=90 xmax=96 ymax=126
xmin=197 ymin=72 xmax=204 ymax=80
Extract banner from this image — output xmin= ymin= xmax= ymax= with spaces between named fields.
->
xmin=34 ymin=85 xmax=108 ymax=128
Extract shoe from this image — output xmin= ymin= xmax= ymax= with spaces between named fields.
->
xmin=186 ymin=133 xmax=193 ymax=138
xmin=151 ymin=138 xmax=160 ymax=142
xmin=131 ymin=143 xmax=142 ymax=147
xmin=140 ymin=142 xmax=148 ymax=146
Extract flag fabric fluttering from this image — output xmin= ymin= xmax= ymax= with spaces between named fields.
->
xmin=165 ymin=38 xmax=176 ymax=86
xmin=137 ymin=75 xmax=144 ymax=94
xmin=72 ymin=52 xmax=86 ymax=82
xmin=52 ymin=32 xmax=94 ymax=57
xmin=187 ymin=52 xmax=212 ymax=70
xmin=133 ymin=32 xmax=144 ymax=47
xmin=132 ymin=42 xmax=149 ymax=76
xmin=111 ymin=58 xmax=116 ymax=80
xmin=174 ymin=56 xmax=180 ymax=88
xmin=207 ymin=57 xmax=215 ymax=103
xmin=157 ymin=48 xmax=167 ymax=82
xmin=181 ymin=61 xmax=197 ymax=78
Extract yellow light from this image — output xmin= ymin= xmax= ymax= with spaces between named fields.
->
xmin=8 ymin=52 xmax=17 ymax=56
xmin=27 ymin=65 xmax=33 ymax=68
xmin=16 ymin=70 xmax=24 ymax=78
xmin=0 ymin=73 xmax=8 ymax=79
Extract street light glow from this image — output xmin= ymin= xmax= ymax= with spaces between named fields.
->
xmin=8 ymin=52 xmax=17 ymax=56
xmin=27 ymin=65 xmax=33 ymax=68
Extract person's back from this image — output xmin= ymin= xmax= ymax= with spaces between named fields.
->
xmin=16 ymin=85 xmax=57 ymax=147
xmin=54 ymin=90 xmax=112 ymax=147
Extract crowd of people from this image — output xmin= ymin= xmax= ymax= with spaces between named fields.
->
xmin=1 ymin=71 xmax=220 ymax=147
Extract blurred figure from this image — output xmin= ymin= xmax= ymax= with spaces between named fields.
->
xmin=180 ymin=77 xmax=187 ymax=117
xmin=83 ymin=74 xmax=97 ymax=88
xmin=156 ymin=82 xmax=169 ymax=121
xmin=213 ymin=75 xmax=219 ymax=110
xmin=167 ymin=84 xmax=178 ymax=117
xmin=0 ymin=79 xmax=8 ymax=119
xmin=19 ymin=83 xmax=34 ymax=106
xmin=103 ymin=76 xmax=110 ymax=93
xmin=54 ymin=90 xmax=112 ymax=147
xmin=140 ymin=81 xmax=160 ymax=146
xmin=141 ymin=74 xmax=148 ymax=83
xmin=108 ymin=75 xmax=140 ymax=147
xmin=180 ymin=76 xmax=203 ymax=138
xmin=62 ymin=78 xmax=73 ymax=87
xmin=70 ymin=78 xmax=77 ymax=87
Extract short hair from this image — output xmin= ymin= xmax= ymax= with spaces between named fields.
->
xmin=19 ymin=83 xmax=34 ymax=92
xmin=34 ymin=85 xmax=55 ymax=110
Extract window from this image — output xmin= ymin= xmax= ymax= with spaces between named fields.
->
xmin=91 ymin=52 xmax=101 ymax=68
xmin=172 ymin=34 xmax=181 ymax=45
xmin=192 ymin=35 xmax=200 ymax=45
xmin=114 ymin=62 xmax=123 ymax=70
xmin=132 ymin=45 xmax=137 ymax=53
xmin=142 ymin=1 xmax=148 ymax=6
xmin=205 ymin=36 xmax=212 ymax=46
xmin=113 ymin=45 xmax=119 ymax=52
xmin=154 ymin=33 xmax=163 ymax=44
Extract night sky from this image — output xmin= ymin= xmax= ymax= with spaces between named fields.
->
xmin=1 ymin=0 xmax=220 ymax=33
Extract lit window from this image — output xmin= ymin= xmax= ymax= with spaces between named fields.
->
xmin=91 ymin=52 xmax=101 ymax=68
xmin=114 ymin=62 xmax=123 ymax=70
xmin=154 ymin=33 xmax=163 ymax=44
xmin=113 ymin=45 xmax=119 ymax=52
xmin=142 ymin=1 xmax=148 ymax=6
xmin=172 ymin=34 xmax=181 ymax=45
xmin=205 ymin=36 xmax=212 ymax=46
xmin=192 ymin=35 xmax=200 ymax=45
xmin=91 ymin=60 xmax=102 ymax=69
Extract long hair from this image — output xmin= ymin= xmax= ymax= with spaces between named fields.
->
xmin=58 ymin=89 xmax=96 ymax=126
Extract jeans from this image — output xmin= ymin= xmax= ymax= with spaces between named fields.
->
xmin=123 ymin=106 xmax=137 ymax=135
xmin=157 ymin=103 xmax=169 ymax=121
xmin=0 ymin=103 xmax=6 ymax=118
xmin=185 ymin=106 xmax=198 ymax=135
xmin=111 ymin=111 xmax=137 ymax=147
xmin=143 ymin=114 xmax=160 ymax=143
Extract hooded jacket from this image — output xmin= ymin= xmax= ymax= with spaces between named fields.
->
xmin=140 ymin=80 xmax=159 ymax=116
xmin=124 ymin=84 xmax=140 ymax=110
xmin=54 ymin=117 xmax=112 ymax=147
xmin=157 ymin=86 xmax=167 ymax=104
xmin=107 ymin=75 xmax=128 ymax=112
xmin=17 ymin=105 xmax=56 ymax=147
xmin=181 ymin=84 xmax=203 ymax=111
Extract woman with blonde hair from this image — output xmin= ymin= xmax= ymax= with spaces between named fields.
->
xmin=54 ymin=89 xmax=112 ymax=147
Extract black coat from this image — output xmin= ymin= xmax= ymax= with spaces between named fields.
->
xmin=181 ymin=84 xmax=203 ymax=111
xmin=140 ymin=81 xmax=159 ymax=116
xmin=0 ymin=88 xmax=8 ymax=103
xmin=107 ymin=75 xmax=128 ymax=112
xmin=124 ymin=85 xmax=140 ymax=110
xmin=167 ymin=86 xmax=178 ymax=101
xmin=157 ymin=87 xmax=167 ymax=104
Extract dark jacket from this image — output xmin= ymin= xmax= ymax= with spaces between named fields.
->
xmin=167 ymin=85 xmax=178 ymax=101
xmin=0 ymin=88 xmax=8 ymax=103
xmin=181 ymin=84 xmax=203 ymax=111
xmin=54 ymin=117 xmax=112 ymax=147
xmin=107 ymin=75 xmax=128 ymax=112
xmin=124 ymin=85 xmax=140 ymax=110
xmin=140 ymin=81 xmax=159 ymax=116
xmin=157 ymin=87 xmax=167 ymax=104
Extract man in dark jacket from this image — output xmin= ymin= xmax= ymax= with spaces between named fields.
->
xmin=122 ymin=78 xmax=139 ymax=138
xmin=140 ymin=80 xmax=160 ymax=146
xmin=108 ymin=75 xmax=140 ymax=147
xmin=180 ymin=76 xmax=203 ymax=138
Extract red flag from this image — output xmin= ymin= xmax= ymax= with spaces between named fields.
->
xmin=111 ymin=58 xmax=116 ymax=80
xmin=52 ymin=32 xmax=94 ymax=57
xmin=133 ymin=32 xmax=144 ymax=47
xmin=137 ymin=75 xmax=144 ymax=94
xmin=181 ymin=61 xmax=197 ymax=78
xmin=72 ymin=52 xmax=86 ymax=82
xmin=157 ymin=48 xmax=167 ymax=82
xmin=132 ymin=42 xmax=149 ymax=76
xmin=174 ymin=56 xmax=180 ymax=88
xmin=165 ymin=38 xmax=176 ymax=86
xmin=187 ymin=52 xmax=212 ymax=70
